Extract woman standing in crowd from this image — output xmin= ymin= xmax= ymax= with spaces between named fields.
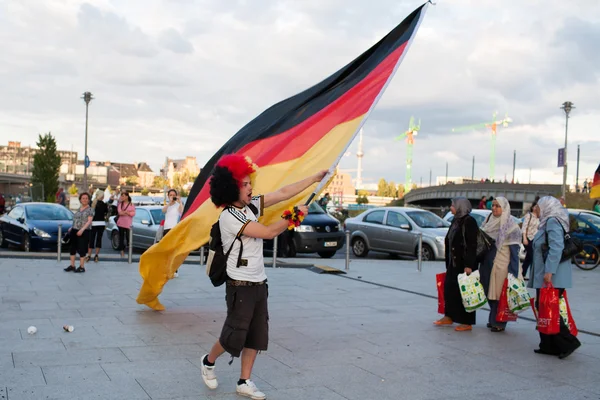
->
xmin=480 ymin=197 xmax=521 ymax=332
xmin=521 ymin=199 xmax=540 ymax=280
xmin=86 ymin=192 xmax=108 ymax=263
xmin=434 ymin=198 xmax=479 ymax=331
xmin=529 ymin=196 xmax=581 ymax=358
xmin=116 ymin=192 xmax=136 ymax=258
xmin=161 ymin=189 xmax=183 ymax=277
xmin=64 ymin=192 xmax=94 ymax=273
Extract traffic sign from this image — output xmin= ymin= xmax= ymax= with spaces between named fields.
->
xmin=84 ymin=156 xmax=90 ymax=168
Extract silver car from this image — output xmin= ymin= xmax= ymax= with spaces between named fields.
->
xmin=106 ymin=205 xmax=165 ymax=251
xmin=345 ymin=207 xmax=450 ymax=261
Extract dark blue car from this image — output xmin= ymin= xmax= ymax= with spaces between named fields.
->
xmin=0 ymin=203 xmax=73 ymax=252
xmin=264 ymin=202 xmax=345 ymax=258
xmin=569 ymin=209 xmax=600 ymax=270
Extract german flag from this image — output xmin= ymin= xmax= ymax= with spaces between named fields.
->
xmin=137 ymin=3 xmax=430 ymax=310
xmin=591 ymin=163 xmax=600 ymax=199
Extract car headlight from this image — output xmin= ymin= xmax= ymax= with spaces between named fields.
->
xmin=435 ymin=236 xmax=445 ymax=243
xmin=294 ymin=225 xmax=314 ymax=233
xmin=33 ymin=227 xmax=51 ymax=238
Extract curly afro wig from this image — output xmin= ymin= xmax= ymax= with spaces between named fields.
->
xmin=209 ymin=154 xmax=257 ymax=207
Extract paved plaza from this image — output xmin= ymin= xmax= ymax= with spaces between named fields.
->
xmin=0 ymin=256 xmax=599 ymax=400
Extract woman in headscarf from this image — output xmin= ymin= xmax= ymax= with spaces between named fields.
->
xmin=529 ymin=196 xmax=581 ymax=358
xmin=480 ymin=197 xmax=522 ymax=332
xmin=434 ymin=197 xmax=479 ymax=331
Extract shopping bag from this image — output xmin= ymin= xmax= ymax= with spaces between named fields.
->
xmin=559 ymin=291 xmax=578 ymax=337
xmin=497 ymin=279 xmax=518 ymax=322
xmin=436 ymin=273 xmax=446 ymax=314
xmin=507 ymin=273 xmax=531 ymax=313
xmin=458 ymin=270 xmax=487 ymax=312
xmin=538 ymin=284 xmax=560 ymax=335
xmin=530 ymin=298 xmax=538 ymax=322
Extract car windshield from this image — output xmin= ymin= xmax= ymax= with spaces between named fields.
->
xmin=579 ymin=213 xmax=600 ymax=231
xmin=150 ymin=209 xmax=165 ymax=224
xmin=25 ymin=205 xmax=73 ymax=221
xmin=407 ymin=211 xmax=449 ymax=228
xmin=309 ymin=202 xmax=325 ymax=214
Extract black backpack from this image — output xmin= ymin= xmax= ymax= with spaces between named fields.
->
xmin=206 ymin=203 xmax=258 ymax=287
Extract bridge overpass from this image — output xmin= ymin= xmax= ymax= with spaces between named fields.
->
xmin=404 ymin=183 xmax=564 ymax=212
xmin=0 ymin=172 xmax=31 ymax=194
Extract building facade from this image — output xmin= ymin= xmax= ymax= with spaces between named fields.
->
xmin=164 ymin=156 xmax=200 ymax=187
xmin=0 ymin=141 xmax=77 ymax=175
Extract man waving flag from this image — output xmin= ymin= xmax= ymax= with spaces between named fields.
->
xmin=137 ymin=2 xmax=431 ymax=310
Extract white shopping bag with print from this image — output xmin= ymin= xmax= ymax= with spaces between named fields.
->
xmin=458 ymin=270 xmax=487 ymax=313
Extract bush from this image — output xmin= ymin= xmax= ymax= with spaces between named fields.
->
xmin=140 ymin=188 xmax=150 ymax=196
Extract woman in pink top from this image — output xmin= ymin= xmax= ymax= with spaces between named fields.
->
xmin=116 ymin=192 xmax=136 ymax=257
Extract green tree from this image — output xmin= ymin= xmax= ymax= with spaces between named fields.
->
xmin=357 ymin=195 xmax=369 ymax=204
xmin=125 ymin=176 xmax=139 ymax=186
xmin=31 ymin=133 xmax=61 ymax=202
xmin=397 ymin=184 xmax=405 ymax=199
xmin=357 ymin=189 xmax=370 ymax=197
xmin=377 ymin=178 xmax=388 ymax=197
xmin=140 ymin=187 xmax=150 ymax=196
xmin=153 ymin=176 xmax=168 ymax=188
xmin=387 ymin=181 xmax=397 ymax=198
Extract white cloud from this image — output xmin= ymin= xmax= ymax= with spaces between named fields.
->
xmin=0 ymin=0 xmax=598 ymax=188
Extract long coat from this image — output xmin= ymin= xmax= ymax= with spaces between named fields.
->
xmin=444 ymin=215 xmax=478 ymax=271
xmin=528 ymin=217 xmax=572 ymax=289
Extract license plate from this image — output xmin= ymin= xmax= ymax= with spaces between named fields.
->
xmin=324 ymin=241 xmax=337 ymax=247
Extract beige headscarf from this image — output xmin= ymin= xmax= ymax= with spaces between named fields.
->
xmin=481 ymin=197 xmax=522 ymax=248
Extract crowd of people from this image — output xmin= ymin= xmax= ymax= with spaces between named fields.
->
xmin=436 ymin=195 xmax=581 ymax=359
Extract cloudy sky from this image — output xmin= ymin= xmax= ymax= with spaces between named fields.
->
xmin=1 ymin=0 xmax=599 ymax=189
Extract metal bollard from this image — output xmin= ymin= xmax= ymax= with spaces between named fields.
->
xmin=417 ymin=232 xmax=423 ymax=272
xmin=200 ymin=246 xmax=205 ymax=266
xmin=128 ymin=228 xmax=133 ymax=264
xmin=57 ymin=224 xmax=62 ymax=263
xmin=272 ymin=235 xmax=278 ymax=268
xmin=345 ymin=230 xmax=350 ymax=271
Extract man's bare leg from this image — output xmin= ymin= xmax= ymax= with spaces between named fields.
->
xmin=240 ymin=348 xmax=258 ymax=380
xmin=207 ymin=341 xmax=226 ymax=363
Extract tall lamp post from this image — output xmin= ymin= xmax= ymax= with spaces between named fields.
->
xmin=560 ymin=101 xmax=574 ymax=200
xmin=82 ymin=92 xmax=94 ymax=191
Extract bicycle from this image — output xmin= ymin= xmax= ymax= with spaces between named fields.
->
xmin=573 ymin=243 xmax=600 ymax=271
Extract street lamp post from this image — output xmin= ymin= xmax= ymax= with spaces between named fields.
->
xmin=560 ymin=101 xmax=574 ymax=200
xmin=82 ymin=92 xmax=94 ymax=192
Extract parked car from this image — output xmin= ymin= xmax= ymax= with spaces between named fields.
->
xmin=345 ymin=207 xmax=450 ymax=261
xmin=568 ymin=209 xmax=600 ymax=270
xmin=106 ymin=205 xmax=165 ymax=251
xmin=263 ymin=202 xmax=345 ymax=258
xmin=0 ymin=203 xmax=73 ymax=252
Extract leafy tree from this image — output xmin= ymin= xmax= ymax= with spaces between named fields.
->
xmin=377 ymin=178 xmax=388 ymax=197
xmin=125 ymin=176 xmax=139 ymax=186
xmin=31 ymin=133 xmax=61 ymax=202
xmin=411 ymin=183 xmax=418 ymax=190
xmin=357 ymin=189 xmax=370 ymax=197
xmin=153 ymin=176 xmax=168 ymax=188
xmin=357 ymin=195 xmax=369 ymax=204
xmin=387 ymin=181 xmax=397 ymax=198
xmin=141 ymin=188 xmax=150 ymax=196
xmin=397 ymin=184 xmax=405 ymax=199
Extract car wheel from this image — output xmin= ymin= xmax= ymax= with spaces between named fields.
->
xmin=318 ymin=251 xmax=336 ymax=259
xmin=0 ymin=229 xmax=7 ymax=248
xmin=282 ymin=237 xmax=297 ymax=258
xmin=22 ymin=233 xmax=30 ymax=252
xmin=417 ymin=244 xmax=434 ymax=261
xmin=111 ymin=230 xmax=120 ymax=250
xmin=352 ymin=237 xmax=368 ymax=257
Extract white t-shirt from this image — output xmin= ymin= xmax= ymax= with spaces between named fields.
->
xmin=164 ymin=203 xmax=182 ymax=230
xmin=219 ymin=195 xmax=266 ymax=283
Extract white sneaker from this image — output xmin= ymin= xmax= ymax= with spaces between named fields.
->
xmin=174 ymin=271 xmax=179 ymax=278
xmin=236 ymin=380 xmax=266 ymax=399
xmin=201 ymin=355 xmax=218 ymax=389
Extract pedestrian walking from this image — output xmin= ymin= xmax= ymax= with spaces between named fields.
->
xmin=434 ymin=197 xmax=479 ymax=331
xmin=480 ymin=197 xmax=522 ymax=332
xmin=86 ymin=192 xmax=109 ymax=263
xmin=161 ymin=189 xmax=184 ymax=277
xmin=116 ymin=192 xmax=135 ymax=258
xmin=200 ymin=154 xmax=326 ymax=400
xmin=529 ymin=196 xmax=581 ymax=358
xmin=55 ymin=188 xmax=66 ymax=207
xmin=63 ymin=192 xmax=94 ymax=273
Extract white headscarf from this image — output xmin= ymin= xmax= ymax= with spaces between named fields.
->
xmin=481 ymin=197 xmax=522 ymax=248
xmin=537 ymin=196 xmax=569 ymax=232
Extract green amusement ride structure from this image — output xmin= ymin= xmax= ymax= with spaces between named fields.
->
xmin=395 ymin=116 xmax=421 ymax=193
xmin=452 ymin=112 xmax=512 ymax=181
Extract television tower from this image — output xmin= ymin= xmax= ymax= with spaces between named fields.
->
xmin=356 ymin=128 xmax=364 ymax=189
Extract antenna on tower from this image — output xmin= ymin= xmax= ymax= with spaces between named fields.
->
xmin=356 ymin=128 xmax=364 ymax=189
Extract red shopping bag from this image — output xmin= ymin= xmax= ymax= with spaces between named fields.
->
xmin=436 ymin=273 xmax=445 ymax=314
xmin=562 ymin=291 xmax=578 ymax=337
xmin=497 ymin=279 xmax=518 ymax=322
xmin=530 ymin=297 xmax=538 ymax=322
xmin=538 ymin=284 xmax=560 ymax=335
